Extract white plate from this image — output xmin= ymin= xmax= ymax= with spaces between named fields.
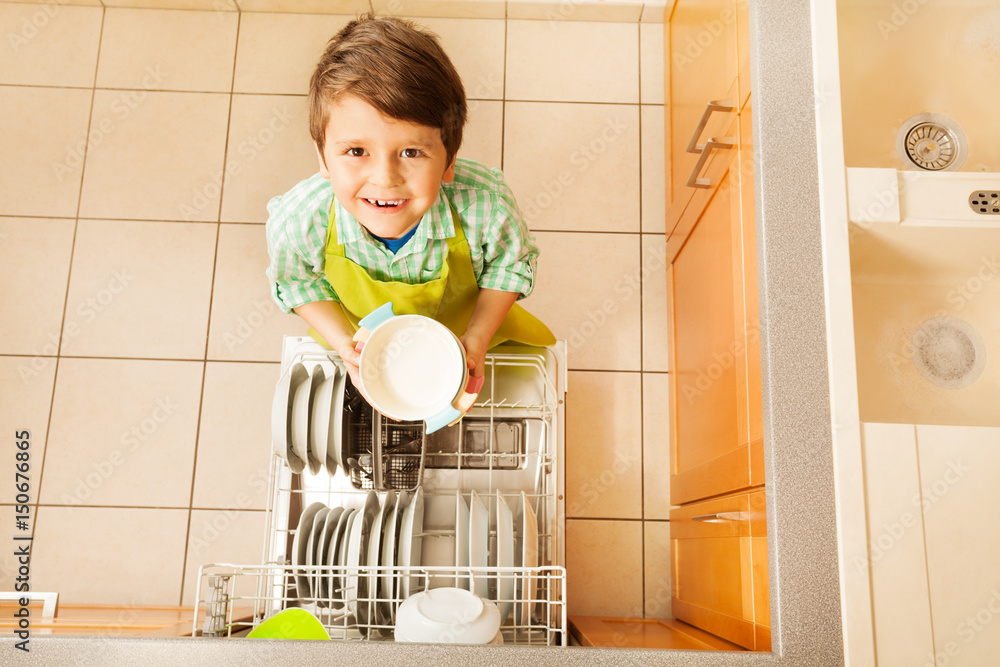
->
xmin=382 ymin=490 xmax=409 ymax=625
xmin=346 ymin=491 xmax=380 ymax=627
xmin=290 ymin=365 xmax=321 ymax=473
xmin=315 ymin=506 xmax=343 ymax=606
xmin=469 ymin=490 xmax=489 ymax=598
xmin=359 ymin=314 xmax=466 ymax=422
xmin=519 ymin=492 xmax=539 ymax=626
xmin=398 ymin=487 xmax=424 ymax=599
xmin=309 ymin=368 xmax=336 ymax=476
xmin=306 ymin=507 xmax=330 ymax=602
xmin=328 ymin=363 xmax=347 ymax=475
xmin=332 ymin=508 xmax=356 ymax=607
xmin=495 ymin=492 xmax=514 ymax=624
xmin=368 ymin=491 xmax=396 ymax=636
xmin=455 ymin=492 xmax=470 ymax=590
xmin=271 ymin=363 xmax=308 ymax=473
xmin=292 ymin=501 xmax=327 ymax=600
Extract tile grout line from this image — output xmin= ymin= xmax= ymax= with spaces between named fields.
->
xmin=33 ymin=5 xmax=109 ymax=528
xmin=178 ymin=8 xmax=244 ymax=608
xmin=500 ymin=9 xmax=507 ymax=172
xmin=636 ymin=19 xmax=647 ymax=619
xmin=15 ymin=503 xmax=267 ymax=512
xmin=0 ymin=353 xmax=282 ymax=364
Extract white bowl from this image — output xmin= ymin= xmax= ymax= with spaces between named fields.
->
xmin=394 ymin=587 xmax=501 ymax=645
xmin=359 ymin=314 xmax=468 ymax=422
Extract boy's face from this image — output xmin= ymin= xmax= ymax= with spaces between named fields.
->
xmin=317 ymin=94 xmax=456 ymax=240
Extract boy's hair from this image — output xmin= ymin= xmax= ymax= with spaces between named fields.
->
xmin=309 ymin=14 xmax=467 ymax=165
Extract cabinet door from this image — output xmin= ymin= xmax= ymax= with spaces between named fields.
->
xmin=670 ymin=159 xmax=749 ymax=505
xmin=732 ymin=98 xmax=764 ymax=484
xmin=670 ymin=492 xmax=769 ymax=651
xmin=668 ymin=0 xmax=739 ymax=219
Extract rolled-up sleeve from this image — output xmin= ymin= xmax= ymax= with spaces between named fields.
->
xmin=477 ymin=174 xmax=538 ymax=298
xmin=265 ymin=195 xmax=338 ymax=312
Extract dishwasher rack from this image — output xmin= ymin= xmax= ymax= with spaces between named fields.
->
xmin=193 ymin=337 xmax=567 ymax=646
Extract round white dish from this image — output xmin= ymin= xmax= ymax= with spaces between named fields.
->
xmin=382 ymin=490 xmax=409 ymax=624
xmin=328 ymin=362 xmax=347 ymax=475
xmin=469 ymin=491 xmax=489 ymax=598
xmin=332 ymin=508 xmax=356 ymax=607
xmin=393 ymin=587 xmax=501 ymax=645
xmin=309 ymin=369 xmax=336 ymax=476
xmin=359 ymin=314 xmax=467 ymax=422
xmin=292 ymin=501 xmax=327 ymax=601
xmin=290 ymin=365 xmax=321 ymax=473
xmin=271 ymin=363 xmax=308 ymax=473
xmin=368 ymin=490 xmax=396 ymax=636
xmin=305 ymin=507 xmax=330 ymax=602
xmin=495 ymin=491 xmax=514 ymax=624
xmin=398 ymin=487 xmax=424 ymax=599
xmin=315 ymin=506 xmax=343 ymax=606
xmin=346 ymin=491 xmax=380 ymax=628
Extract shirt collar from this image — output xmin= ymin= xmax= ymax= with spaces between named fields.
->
xmin=334 ymin=190 xmax=456 ymax=250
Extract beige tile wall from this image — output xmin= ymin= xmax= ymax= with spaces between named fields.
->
xmin=0 ymin=3 xmax=671 ymax=619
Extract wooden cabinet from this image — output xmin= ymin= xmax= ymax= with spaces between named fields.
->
xmin=670 ymin=491 xmax=769 ymax=650
xmin=667 ymin=107 xmax=761 ymax=506
xmin=664 ymin=0 xmax=768 ymax=651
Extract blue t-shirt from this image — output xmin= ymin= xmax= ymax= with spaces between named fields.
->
xmin=370 ymin=224 xmax=419 ymax=254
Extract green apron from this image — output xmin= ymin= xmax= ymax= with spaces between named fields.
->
xmin=307 ymin=198 xmax=555 ymax=350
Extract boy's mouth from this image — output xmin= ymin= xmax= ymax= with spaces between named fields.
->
xmin=363 ymin=198 xmax=408 ymax=210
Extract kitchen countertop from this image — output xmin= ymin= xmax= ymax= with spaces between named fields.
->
xmin=1 ymin=1 xmax=847 ymax=664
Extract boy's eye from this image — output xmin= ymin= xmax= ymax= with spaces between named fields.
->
xmin=347 ymin=147 xmax=366 ymax=157
xmin=401 ymin=148 xmax=421 ymax=158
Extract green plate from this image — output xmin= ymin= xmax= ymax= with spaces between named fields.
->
xmin=247 ymin=608 xmax=330 ymax=640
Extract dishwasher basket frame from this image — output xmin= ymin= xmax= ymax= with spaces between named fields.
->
xmin=192 ymin=337 xmax=567 ymax=646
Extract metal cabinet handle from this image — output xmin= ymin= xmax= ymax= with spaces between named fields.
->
xmin=685 ymin=99 xmax=737 ymax=154
xmin=691 ymin=511 xmax=748 ymax=523
xmin=685 ymin=137 xmax=736 ymax=189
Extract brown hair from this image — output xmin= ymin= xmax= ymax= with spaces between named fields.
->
xmin=309 ymin=14 xmax=467 ymax=165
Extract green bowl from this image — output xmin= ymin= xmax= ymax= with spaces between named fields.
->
xmin=247 ymin=608 xmax=330 ymax=640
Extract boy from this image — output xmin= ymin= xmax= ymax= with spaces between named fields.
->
xmin=266 ymin=14 xmax=554 ymax=386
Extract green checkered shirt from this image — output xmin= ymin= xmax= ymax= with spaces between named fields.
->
xmin=265 ymin=158 xmax=538 ymax=313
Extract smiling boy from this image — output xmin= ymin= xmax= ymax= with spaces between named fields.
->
xmin=266 ymin=14 xmax=554 ymax=386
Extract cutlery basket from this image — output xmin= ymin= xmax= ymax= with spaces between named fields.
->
xmin=343 ymin=379 xmax=425 ymax=492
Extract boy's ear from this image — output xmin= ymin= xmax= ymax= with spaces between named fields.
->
xmin=315 ymin=143 xmax=331 ymax=179
xmin=442 ymin=156 xmax=457 ymax=184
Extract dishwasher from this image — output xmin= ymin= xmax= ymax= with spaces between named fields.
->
xmin=193 ymin=335 xmax=568 ymax=646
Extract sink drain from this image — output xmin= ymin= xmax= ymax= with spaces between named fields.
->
xmin=910 ymin=316 xmax=986 ymax=388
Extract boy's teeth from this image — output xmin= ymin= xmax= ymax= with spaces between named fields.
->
xmin=367 ymin=199 xmax=403 ymax=207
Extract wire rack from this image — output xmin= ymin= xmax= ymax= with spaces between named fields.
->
xmin=194 ymin=563 xmax=566 ymax=645
xmin=193 ymin=338 xmax=567 ymax=646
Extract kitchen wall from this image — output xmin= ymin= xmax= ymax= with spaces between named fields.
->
xmin=837 ymin=0 xmax=1000 ymax=172
xmin=0 ymin=0 xmax=673 ymax=622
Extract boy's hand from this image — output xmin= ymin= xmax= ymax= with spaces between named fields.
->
xmin=334 ymin=335 xmax=363 ymax=389
xmin=459 ymin=331 xmax=489 ymax=378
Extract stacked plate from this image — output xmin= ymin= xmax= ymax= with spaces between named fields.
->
xmin=292 ymin=489 xmax=425 ymax=636
xmin=454 ymin=491 xmax=539 ymax=626
xmin=271 ymin=362 xmax=348 ymax=475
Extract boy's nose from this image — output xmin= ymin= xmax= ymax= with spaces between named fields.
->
xmin=369 ymin=155 xmax=403 ymax=188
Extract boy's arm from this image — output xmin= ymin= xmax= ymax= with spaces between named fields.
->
xmin=460 ymin=288 xmax=519 ymax=378
xmin=293 ymin=301 xmax=363 ymax=385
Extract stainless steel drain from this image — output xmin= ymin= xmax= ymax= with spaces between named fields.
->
xmin=970 ymin=190 xmax=1000 ymax=215
xmin=896 ymin=113 xmax=968 ymax=172
xmin=910 ymin=316 xmax=986 ymax=388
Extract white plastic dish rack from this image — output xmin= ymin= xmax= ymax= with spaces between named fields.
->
xmin=193 ymin=336 xmax=567 ymax=646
